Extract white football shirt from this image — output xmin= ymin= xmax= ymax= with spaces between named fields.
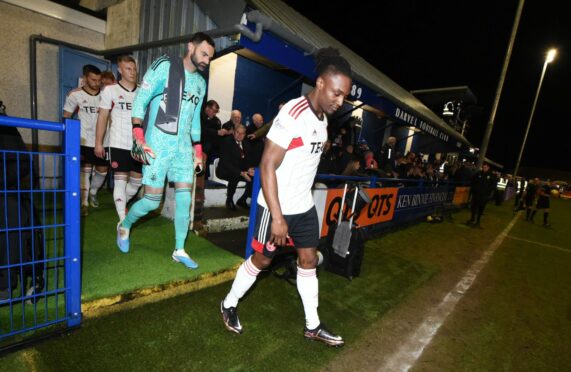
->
xmin=63 ymin=88 xmax=108 ymax=147
xmin=258 ymin=96 xmax=328 ymax=215
xmin=99 ymin=82 xmax=138 ymax=150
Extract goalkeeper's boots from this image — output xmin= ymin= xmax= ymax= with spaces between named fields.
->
xmin=304 ymin=324 xmax=344 ymax=347
xmin=116 ymin=222 xmax=130 ymax=253
xmin=221 ymin=300 xmax=243 ymax=334
xmin=172 ymin=249 xmax=198 ymax=269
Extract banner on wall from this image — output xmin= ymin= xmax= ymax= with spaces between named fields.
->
xmin=452 ymin=186 xmax=470 ymax=205
xmin=316 ymin=187 xmax=398 ymax=237
xmin=394 ymin=187 xmax=455 ymax=212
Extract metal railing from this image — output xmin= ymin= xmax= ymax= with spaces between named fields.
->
xmin=0 ymin=116 xmax=80 ymax=344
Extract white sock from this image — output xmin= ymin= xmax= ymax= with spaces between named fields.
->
xmin=80 ymin=168 xmax=91 ymax=206
xmin=89 ymin=170 xmax=107 ymax=195
xmin=297 ymin=267 xmax=320 ymax=329
xmin=224 ymin=256 xmax=261 ymax=308
xmin=113 ymin=178 xmax=128 ymax=221
xmin=126 ymin=176 xmax=142 ymax=201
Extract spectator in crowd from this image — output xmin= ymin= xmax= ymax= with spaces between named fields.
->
xmin=222 ymin=109 xmax=242 ymax=132
xmin=362 ymin=150 xmax=386 ymax=177
xmin=247 ymin=102 xmax=286 ymax=141
xmin=217 ymin=124 xmax=254 ymax=210
xmin=317 ymin=140 xmax=337 ymax=175
xmin=63 ymin=64 xmax=107 ymax=217
xmin=194 ymin=99 xmax=221 ymax=234
xmin=467 ymin=162 xmax=496 ymax=228
xmin=338 ymin=144 xmax=356 ymax=174
xmin=246 ymin=113 xmax=265 ymax=165
xmin=201 ymin=99 xmax=222 ymax=160
xmin=341 ymin=158 xmax=365 ymax=177
xmin=378 ymin=136 xmax=397 ymax=177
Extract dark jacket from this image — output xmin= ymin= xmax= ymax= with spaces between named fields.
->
xmin=200 ymin=113 xmax=222 ymax=156
xmin=217 ymin=136 xmax=252 ymax=180
xmin=471 ymin=170 xmax=496 ymax=202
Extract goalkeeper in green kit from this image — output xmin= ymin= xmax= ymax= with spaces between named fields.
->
xmin=116 ymin=32 xmax=215 ymax=269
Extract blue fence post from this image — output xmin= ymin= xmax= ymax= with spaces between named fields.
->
xmin=63 ymin=119 xmax=81 ymax=327
xmin=244 ymin=168 xmax=261 ymax=258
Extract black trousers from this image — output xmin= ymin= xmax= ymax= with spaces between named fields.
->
xmin=217 ymin=167 xmax=252 ymax=202
xmin=471 ymin=196 xmax=487 ymax=222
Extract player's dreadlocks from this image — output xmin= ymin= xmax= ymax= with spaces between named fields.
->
xmin=314 ymin=47 xmax=352 ymax=78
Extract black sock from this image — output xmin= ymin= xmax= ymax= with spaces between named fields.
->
xmin=544 ymin=212 xmax=549 ymax=224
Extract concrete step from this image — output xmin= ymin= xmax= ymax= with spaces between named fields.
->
xmin=160 ymin=185 xmax=252 ymax=234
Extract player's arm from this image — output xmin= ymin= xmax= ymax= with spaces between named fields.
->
xmin=131 ymin=60 xmax=169 ymax=164
xmin=260 ymin=139 xmax=288 ymax=246
xmin=94 ymin=108 xmax=110 ymax=158
xmin=132 ymin=58 xmax=168 ymax=123
xmin=62 ymin=91 xmax=77 ymax=120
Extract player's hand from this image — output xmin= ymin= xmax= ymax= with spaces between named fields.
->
xmin=131 ymin=127 xmax=155 ymax=165
xmin=193 ymin=143 xmax=204 ymax=176
xmin=94 ymin=144 xmax=106 ymax=159
xmin=270 ymin=216 xmax=288 ymax=247
xmin=240 ymin=171 xmax=252 ymax=182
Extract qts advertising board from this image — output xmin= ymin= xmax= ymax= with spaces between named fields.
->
xmin=318 ymin=187 xmax=398 ymax=237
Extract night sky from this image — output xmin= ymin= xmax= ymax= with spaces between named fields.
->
xmin=282 ymin=0 xmax=570 ymax=172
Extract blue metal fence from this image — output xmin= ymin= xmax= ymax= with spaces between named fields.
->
xmin=0 ymin=116 xmax=80 ymax=342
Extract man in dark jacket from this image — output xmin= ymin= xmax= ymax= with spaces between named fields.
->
xmin=378 ymin=136 xmax=397 ymax=177
xmin=217 ymin=124 xmax=254 ymax=210
xmin=467 ymin=162 xmax=496 ymax=227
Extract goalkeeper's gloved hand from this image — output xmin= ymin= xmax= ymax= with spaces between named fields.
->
xmin=193 ymin=143 xmax=204 ymax=176
xmin=131 ymin=125 xmax=155 ymax=165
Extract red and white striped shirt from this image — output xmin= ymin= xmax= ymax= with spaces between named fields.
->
xmin=258 ymin=96 xmax=328 ymax=214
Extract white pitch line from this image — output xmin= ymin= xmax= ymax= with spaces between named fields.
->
xmin=506 ymin=235 xmax=570 ymax=253
xmin=380 ymin=214 xmax=520 ymax=372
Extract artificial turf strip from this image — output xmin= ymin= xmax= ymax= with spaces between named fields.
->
xmin=80 ymin=190 xmax=243 ymax=302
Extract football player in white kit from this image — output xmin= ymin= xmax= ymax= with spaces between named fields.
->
xmin=94 ymin=55 xmax=142 ymax=222
xmin=221 ymin=48 xmax=352 ymax=347
xmin=63 ymin=64 xmax=107 ymax=217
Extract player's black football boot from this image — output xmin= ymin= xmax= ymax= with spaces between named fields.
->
xmin=304 ymin=324 xmax=344 ymax=347
xmin=221 ymin=300 xmax=243 ymax=334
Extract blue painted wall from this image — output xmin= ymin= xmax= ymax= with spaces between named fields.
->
xmin=233 ymin=55 xmax=302 ymax=124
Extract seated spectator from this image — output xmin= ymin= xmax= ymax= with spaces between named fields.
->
xmin=341 ymin=159 xmax=366 ymax=177
xmin=406 ymin=164 xmax=424 ymax=179
xmin=361 ymin=150 xmax=388 ymax=177
xmin=216 ymin=124 xmax=254 ymax=210
xmin=317 ymin=140 xmax=337 ymax=175
xmin=338 ymin=144 xmax=356 ymax=174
